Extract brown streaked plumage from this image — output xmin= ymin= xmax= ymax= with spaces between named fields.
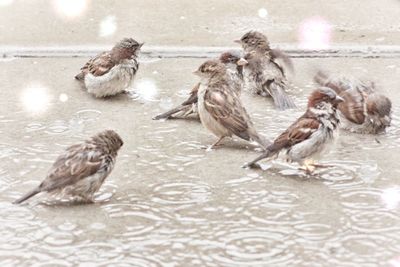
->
xmin=13 ymin=130 xmax=123 ymax=204
xmin=243 ymin=87 xmax=343 ymax=173
xmin=315 ymin=71 xmax=392 ymax=134
xmin=153 ymin=51 xmax=243 ymax=120
xmin=236 ymin=31 xmax=296 ymax=110
xmin=75 ymin=38 xmax=143 ymax=98
xmin=195 ymin=60 xmax=268 ymax=150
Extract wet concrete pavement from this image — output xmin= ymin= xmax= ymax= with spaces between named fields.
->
xmin=1 ymin=0 xmax=400 ymax=266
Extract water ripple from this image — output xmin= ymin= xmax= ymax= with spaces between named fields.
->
xmin=150 ymin=181 xmax=212 ymax=205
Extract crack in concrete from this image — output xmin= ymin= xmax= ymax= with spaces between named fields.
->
xmin=1 ymin=45 xmax=400 ymax=59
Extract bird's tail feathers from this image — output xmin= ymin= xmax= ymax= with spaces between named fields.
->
xmin=153 ymin=105 xmax=193 ymax=120
xmin=242 ymin=148 xmax=278 ymax=168
xmin=74 ymin=72 xmax=85 ymax=81
xmin=13 ymin=188 xmax=41 ymax=204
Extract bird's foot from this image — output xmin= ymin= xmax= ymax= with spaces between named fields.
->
xmin=310 ymin=163 xmax=334 ymax=169
xmin=242 ymin=162 xmax=261 ymax=169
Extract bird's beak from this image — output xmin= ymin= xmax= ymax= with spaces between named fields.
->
xmin=335 ymin=95 xmax=344 ymax=103
xmin=139 ymin=42 xmax=144 ymax=48
xmin=193 ymin=70 xmax=201 ymax=76
xmin=237 ymin=58 xmax=248 ymax=66
xmin=234 ymin=39 xmax=242 ymax=44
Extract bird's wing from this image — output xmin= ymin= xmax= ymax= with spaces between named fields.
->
xmin=204 ymin=84 xmax=252 ymax=140
xmin=338 ymin=89 xmax=366 ymax=124
xmin=181 ymin=83 xmax=200 ymax=106
xmin=40 ymin=145 xmax=103 ymax=191
xmin=80 ymin=51 xmax=116 ymax=77
xmin=270 ymin=49 xmax=294 ymax=76
xmin=269 ymin=117 xmax=320 ymax=152
xmin=262 ymin=55 xmax=286 ymax=81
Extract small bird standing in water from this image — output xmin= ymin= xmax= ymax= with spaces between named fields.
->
xmin=153 ymin=51 xmax=244 ymax=120
xmin=314 ymin=71 xmax=392 ymax=134
xmin=13 ymin=130 xmax=123 ymax=204
xmin=75 ymin=38 xmax=143 ymax=98
xmin=243 ymin=87 xmax=343 ymax=173
xmin=194 ymin=60 xmax=268 ymax=150
xmin=235 ymin=31 xmax=296 ymax=110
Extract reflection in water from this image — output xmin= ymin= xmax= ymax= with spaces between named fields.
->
xmin=20 ymin=84 xmax=50 ymax=114
xmin=53 ymin=0 xmax=87 ymax=18
xmin=298 ymin=16 xmax=332 ymax=49
xmin=99 ymin=15 xmax=117 ymax=37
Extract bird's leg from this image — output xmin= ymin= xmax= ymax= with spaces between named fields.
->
xmin=299 ymin=159 xmax=335 ymax=174
xmin=299 ymin=159 xmax=316 ymax=174
xmin=206 ymin=137 xmax=225 ymax=151
xmin=73 ymin=195 xmax=95 ymax=204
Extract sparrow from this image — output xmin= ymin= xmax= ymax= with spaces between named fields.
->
xmin=243 ymin=87 xmax=343 ymax=173
xmin=75 ymin=38 xmax=143 ymax=98
xmin=153 ymin=51 xmax=244 ymax=120
xmin=13 ymin=130 xmax=123 ymax=204
xmin=194 ymin=59 xmax=268 ymax=150
xmin=235 ymin=31 xmax=296 ymax=110
xmin=314 ymin=71 xmax=392 ymax=134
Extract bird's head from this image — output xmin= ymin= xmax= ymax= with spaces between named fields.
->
xmin=235 ymin=31 xmax=270 ymax=52
xmin=308 ymin=87 xmax=344 ymax=109
xmin=113 ymin=38 xmax=144 ymax=60
xmin=193 ymin=60 xmax=226 ymax=79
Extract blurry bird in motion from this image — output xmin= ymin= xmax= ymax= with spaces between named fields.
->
xmin=75 ymin=38 xmax=143 ymax=98
xmin=235 ymin=31 xmax=296 ymax=110
xmin=13 ymin=130 xmax=123 ymax=204
xmin=243 ymin=87 xmax=343 ymax=174
xmin=194 ymin=60 xmax=268 ymax=150
xmin=314 ymin=71 xmax=392 ymax=134
xmin=153 ymin=51 xmax=244 ymax=120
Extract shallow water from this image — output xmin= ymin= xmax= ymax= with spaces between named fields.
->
xmin=1 ymin=57 xmax=400 ymax=266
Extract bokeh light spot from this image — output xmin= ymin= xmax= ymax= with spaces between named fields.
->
xmin=21 ymin=85 xmax=51 ymax=114
xmin=99 ymin=15 xmax=117 ymax=37
xmin=133 ymin=79 xmax=159 ymax=101
xmin=54 ymin=0 xmax=87 ymax=18
xmin=298 ymin=16 xmax=332 ymax=50
xmin=258 ymin=8 xmax=268 ymax=18
xmin=381 ymin=187 xmax=400 ymax=209
xmin=0 ymin=0 xmax=13 ymax=7
xmin=59 ymin=93 xmax=69 ymax=102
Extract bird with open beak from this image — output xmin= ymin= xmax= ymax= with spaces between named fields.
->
xmin=314 ymin=71 xmax=392 ymax=134
xmin=153 ymin=51 xmax=244 ymax=120
xmin=13 ymin=130 xmax=123 ymax=204
xmin=75 ymin=38 xmax=143 ymax=98
xmin=235 ymin=31 xmax=296 ymax=110
xmin=243 ymin=87 xmax=344 ymax=174
xmin=194 ymin=59 xmax=268 ymax=150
